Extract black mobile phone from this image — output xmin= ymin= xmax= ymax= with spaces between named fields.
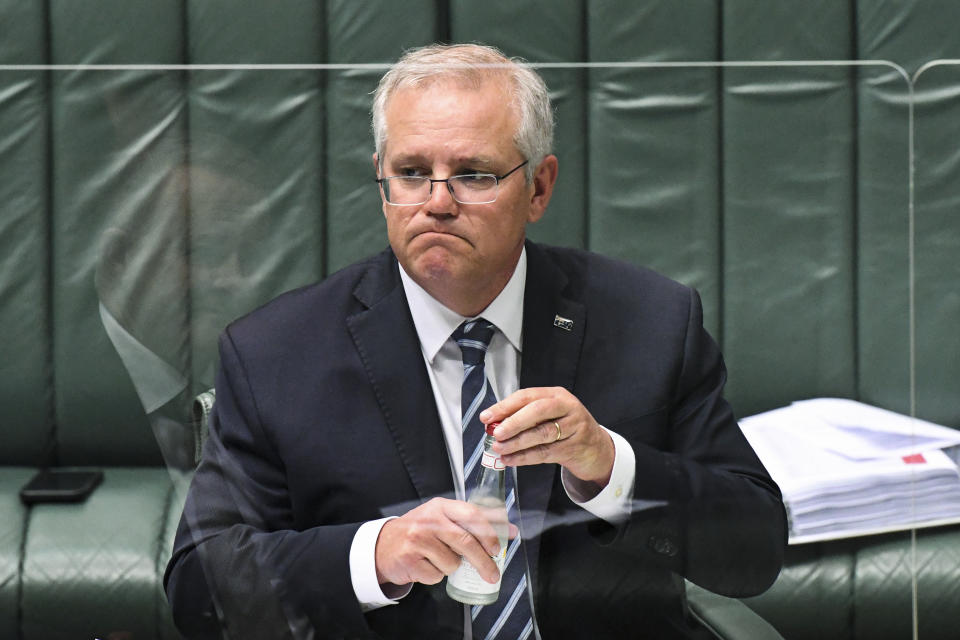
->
xmin=19 ymin=468 xmax=104 ymax=505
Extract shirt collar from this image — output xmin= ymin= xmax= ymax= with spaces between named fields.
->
xmin=399 ymin=247 xmax=526 ymax=363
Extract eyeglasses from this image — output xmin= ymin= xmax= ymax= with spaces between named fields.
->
xmin=375 ymin=160 xmax=528 ymax=205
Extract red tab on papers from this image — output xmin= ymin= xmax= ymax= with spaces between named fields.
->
xmin=902 ymin=453 xmax=926 ymax=464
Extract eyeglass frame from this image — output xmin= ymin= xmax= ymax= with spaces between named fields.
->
xmin=374 ymin=160 xmax=529 ymax=206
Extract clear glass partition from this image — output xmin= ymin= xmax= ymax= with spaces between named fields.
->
xmin=0 ymin=61 xmax=944 ymax=639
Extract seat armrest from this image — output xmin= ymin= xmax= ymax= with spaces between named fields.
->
xmin=685 ymin=580 xmax=785 ymax=640
xmin=190 ymin=388 xmax=216 ymax=466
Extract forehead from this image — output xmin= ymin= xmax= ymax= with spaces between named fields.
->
xmin=382 ymin=77 xmax=519 ymax=162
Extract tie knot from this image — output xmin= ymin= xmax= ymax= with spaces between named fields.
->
xmin=452 ymin=319 xmax=496 ymax=366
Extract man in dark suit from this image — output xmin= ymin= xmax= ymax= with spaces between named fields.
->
xmin=165 ymin=43 xmax=786 ymax=639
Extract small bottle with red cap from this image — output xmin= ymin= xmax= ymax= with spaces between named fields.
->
xmin=445 ymin=422 xmax=508 ymax=605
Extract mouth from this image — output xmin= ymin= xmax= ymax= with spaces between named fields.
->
xmin=413 ymin=229 xmax=467 ymax=244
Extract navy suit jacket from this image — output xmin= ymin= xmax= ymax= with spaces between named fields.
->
xmin=165 ymin=241 xmax=786 ymax=639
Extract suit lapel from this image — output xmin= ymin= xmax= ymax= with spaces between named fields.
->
xmin=517 ymin=242 xmax=586 ymax=589
xmin=346 ymin=251 xmax=454 ymax=504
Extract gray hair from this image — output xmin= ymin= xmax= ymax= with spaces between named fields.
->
xmin=371 ymin=43 xmax=554 ymax=182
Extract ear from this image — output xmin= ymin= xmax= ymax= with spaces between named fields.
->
xmin=526 ymin=154 xmax=558 ymax=224
xmin=373 ymin=153 xmax=388 ymax=215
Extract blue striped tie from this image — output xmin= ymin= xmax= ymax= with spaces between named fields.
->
xmin=452 ymin=319 xmax=534 ymax=640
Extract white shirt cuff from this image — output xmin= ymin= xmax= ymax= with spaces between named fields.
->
xmin=561 ymin=426 xmax=636 ymax=524
xmin=350 ymin=517 xmax=413 ymax=612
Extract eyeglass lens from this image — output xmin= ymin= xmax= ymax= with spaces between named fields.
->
xmin=383 ymin=174 xmax=499 ymax=205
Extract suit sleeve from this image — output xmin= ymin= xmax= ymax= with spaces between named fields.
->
xmin=610 ymin=288 xmax=787 ymax=597
xmin=164 ymin=330 xmax=372 ymax=639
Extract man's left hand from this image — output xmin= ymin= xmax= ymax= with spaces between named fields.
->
xmin=479 ymin=387 xmax=615 ymax=486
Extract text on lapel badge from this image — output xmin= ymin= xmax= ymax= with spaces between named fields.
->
xmin=553 ymin=315 xmax=574 ymax=331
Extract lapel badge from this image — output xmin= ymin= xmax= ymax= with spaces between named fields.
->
xmin=553 ymin=315 xmax=574 ymax=331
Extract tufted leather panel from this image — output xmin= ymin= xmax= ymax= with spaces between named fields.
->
xmin=587 ymin=1 xmax=723 ymax=339
xmin=186 ymin=0 xmax=326 ymax=391
xmin=0 ymin=468 xmax=33 ymax=640
xmin=844 ymin=525 xmax=960 ymax=640
xmin=324 ymin=0 xmax=439 ymax=275
xmin=0 ymin=0 xmax=52 ymax=465
xmin=852 ymin=530 xmax=917 ymax=639
xmin=451 ymin=0 xmax=588 ymax=250
xmin=853 ymin=3 xmax=915 ymax=418
xmin=913 ymin=61 xmax=960 ymax=428
xmin=912 ymin=525 xmax=960 ymax=637
xmin=721 ymin=2 xmax=859 ymax=417
xmin=48 ymin=0 xmax=186 ymax=466
xmin=686 ymin=580 xmax=784 ymax=639
xmin=20 ymin=468 xmax=176 ymax=640
xmin=158 ymin=483 xmax=187 ymax=640
xmin=743 ymin=540 xmax=856 ymax=640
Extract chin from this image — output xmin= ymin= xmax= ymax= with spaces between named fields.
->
xmin=414 ymin=258 xmax=458 ymax=285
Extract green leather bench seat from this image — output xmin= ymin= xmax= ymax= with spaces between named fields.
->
xmin=855 ymin=525 xmax=960 ymax=639
xmin=20 ymin=468 xmax=182 ymax=640
xmin=745 ymin=540 xmax=858 ymax=640
xmin=745 ymin=525 xmax=960 ymax=639
xmin=0 ymin=468 xmax=33 ymax=640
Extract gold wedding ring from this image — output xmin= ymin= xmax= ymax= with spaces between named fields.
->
xmin=554 ymin=421 xmax=562 ymax=442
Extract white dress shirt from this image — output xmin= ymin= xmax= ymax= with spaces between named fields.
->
xmin=349 ymin=248 xmax=637 ymax=619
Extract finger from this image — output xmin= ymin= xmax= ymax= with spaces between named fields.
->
xmin=420 ymin=539 xmax=467 ymax=578
xmin=491 ymin=396 xmax=566 ymax=442
xmin=501 ymin=442 xmax=555 ymax=468
xmin=480 ymin=387 xmax=555 ymax=427
xmin=495 ymin=419 xmax=565 ymax=457
xmin=464 ymin=504 xmax=518 ymax=541
xmin=441 ymin=507 xmax=504 ymax=583
xmin=410 ymin=557 xmax=448 ymax=585
xmin=440 ymin=527 xmax=500 ymax=583
xmin=474 ymin=502 xmax=512 ymax=539
xmin=445 ymin=500 xmax=504 ymax=556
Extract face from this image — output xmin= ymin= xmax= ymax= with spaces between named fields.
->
xmin=375 ymin=77 xmax=557 ymax=316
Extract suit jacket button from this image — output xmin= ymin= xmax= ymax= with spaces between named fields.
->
xmin=648 ymin=536 xmax=678 ymax=557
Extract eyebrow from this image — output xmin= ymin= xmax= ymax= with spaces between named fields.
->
xmin=386 ymin=154 xmax=498 ymax=170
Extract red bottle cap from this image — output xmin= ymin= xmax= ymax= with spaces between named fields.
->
xmin=485 ymin=421 xmax=499 ymax=435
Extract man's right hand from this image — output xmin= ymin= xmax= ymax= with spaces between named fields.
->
xmin=374 ymin=497 xmax=514 ymax=587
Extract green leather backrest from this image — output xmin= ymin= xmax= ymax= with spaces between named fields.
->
xmin=0 ymin=0 xmax=51 ymax=466
xmin=47 ymin=1 xmax=187 ymax=466
xmin=1 ymin=1 xmax=957 ymax=467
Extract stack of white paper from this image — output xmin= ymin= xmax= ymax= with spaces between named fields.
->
xmin=739 ymin=398 xmax=960 ymax=543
